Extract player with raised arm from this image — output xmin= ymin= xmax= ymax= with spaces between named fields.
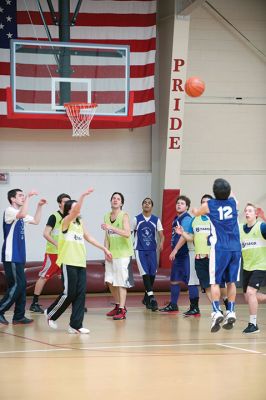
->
xmin=192 ymin=179 xmax=241 ymax=332
xmin=45 ymin=188 xmax=112 ymax=334
xmin=30 ymin=193 xmax=71 ymax=313
xmin=0 ymin=189 xmax=47 ymax=326
xmin=176 ymin=194 xmax=229 ymax=315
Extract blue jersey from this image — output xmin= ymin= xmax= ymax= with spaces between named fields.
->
xmin=207 ymin=198 xmax=241 ymax=251
xmin=1 ymin=207 xmax=32 ymax=263
xmin=134 ymin=214 xmax=160 ymax=251
xmin=171 ymin=212 xmax=191 ymax=256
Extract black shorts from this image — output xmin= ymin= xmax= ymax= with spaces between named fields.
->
xmin=243 ymin=269 xmax=266 ymax=293
xmin=195 ymin=258 xmax=210 ymax=290
xmin=195 ymin=257 xmax=226 ymax=291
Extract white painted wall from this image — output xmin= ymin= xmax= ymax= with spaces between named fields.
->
xmin=0 ymin=127 xmax=151 ymax=171
xmin=180 ymin=0 xmax=266 ymax=217
xmin=0 ymin=171 xmax=151 ymax=261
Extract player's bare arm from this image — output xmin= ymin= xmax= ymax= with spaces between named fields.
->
xmin=192 ymin=202 xmax=209 ymax=217
xmin=63 ymin=187 xmax=94 ymax=230
xmin=43 ymin=225 xmax=57 ymax=247
xmin=83 ymin=227 xmax=112 ymax=261
xmin=169 ymin=236 xmax=186 ymax=261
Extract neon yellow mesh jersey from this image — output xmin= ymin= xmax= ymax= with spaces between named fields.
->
xmin=104 ymin=211 xmax=133 ymax=258
xmin=56 ymin=220 xmax=86 ymax=268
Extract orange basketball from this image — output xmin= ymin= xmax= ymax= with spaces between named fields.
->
xmin=185 ymin=76 xmax=205 ymax=97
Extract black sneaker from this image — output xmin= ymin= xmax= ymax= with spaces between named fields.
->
xmin=29 ymin=303 xmax=44 ymax=313
xmin=142 ymin=294 xmax=151 ymax=309
xmin=183 ymin=307 xmax=201 ymax=317
xmin=243 ymin=323 xmax=260 ymax=334
xmin=159 ymin=302 xmax=179 ymax=312
xmin=0 ymin=314 xmax=9 ymax=325
xmin=12 ymin=317 xmax=34 ymax=325
xmin=150 ymin=298 xmax=158 ymax=312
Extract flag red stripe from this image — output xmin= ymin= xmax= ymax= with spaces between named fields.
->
xmin=17 ymin=12 xmax=156 ymax=27
xmin=0 ymin=62 xmax=154 ymax=78
xmin=0 ymin=88 xmax=154 ymax=104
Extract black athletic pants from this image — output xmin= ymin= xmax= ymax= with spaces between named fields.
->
xmin=46 ymin=264 xmax=86 ymax=330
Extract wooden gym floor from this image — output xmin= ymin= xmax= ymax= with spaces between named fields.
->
xmin=0 ymin=292 xmax=266 ymax=400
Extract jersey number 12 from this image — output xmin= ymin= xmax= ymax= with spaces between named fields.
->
xmin=217 ymin=206 xmax=233 ymax=220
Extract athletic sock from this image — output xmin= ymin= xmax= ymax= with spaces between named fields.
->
xmin=227 ymin=301 xmax=235 ymax=312
xmin=33 ymin=294 xmax=39 ymax=304
xmin=223 ymin=297 xmax=229 ymax=310
xmin=188 ymin=285 xmax=199 ymax=300
xmin=189 ymin=297 xmax=199 ymax=309
xmin=249 ymin=315 xmax=257 ymax=325
xmin=142 ymin=274 xmax=153 ymax=293
xmin=212 ymin=301 xmax=220 ymax=312
xmin=170 ymin=284 xmax=180 ymax=305
xmin=150 ymin=275 xmax=155 ymax=288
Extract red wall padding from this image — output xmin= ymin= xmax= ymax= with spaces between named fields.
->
xmin=160 ymin=189 xmax=180 ymax=268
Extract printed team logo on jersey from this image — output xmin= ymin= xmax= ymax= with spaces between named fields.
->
xmin=66 ymin=230 xmax=84 ymax=244
xmin=141 ymin=227 xmax=153 ymax=246
xmin=241 ymin=239 xmax=265 ymax=249
xmin=20 ymin=221 xmax=25 ymax=241
xmin=194 ymin=225 xmax=210 ymax=234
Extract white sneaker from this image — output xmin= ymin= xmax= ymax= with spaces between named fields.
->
xmin=44 ymin=309 xmax=58 ymax=329
xmin=211 ymin=311 xmax=224 ymax=333
xmin=222 ymin=311 xmax=236 ymax=330
xmin=68 ymin=326 xmax=90 ymax=334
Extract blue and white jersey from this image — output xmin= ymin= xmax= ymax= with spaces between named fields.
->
xmin=1 ymin=207 xmax=33 ymax=263
xmin=171 ymin=212 xmax=192 ymax=256
xmin=133 ymin=214 xmax=163 ymax=251
xmin=207 ymin=198 xmax=241 ymax=251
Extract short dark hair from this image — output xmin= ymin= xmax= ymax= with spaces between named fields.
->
xmin=110 ymin=192 xmax=124 ymax=208
xmin=7 ymin=189 xmax=22 ymax=204
xmin=176 ymin=195 xmax=191 ymax=209
xmin=213 ymin=178 xmax=231 ymax=200
xmin=57 ymin=193 xmax=71 ymax=204
xmin=200 ymin=194 xmax=213 ymax=203
xmin=62 ymin=199 xmax=80 ymax=224
xmin=142 ymin=197 xmax=154 ymax=207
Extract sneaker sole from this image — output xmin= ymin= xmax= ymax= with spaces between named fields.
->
xmin=222 ymin=317 xmax=236 ymax=330
xmin=211 ymin=316 xmax=224 ymax=333
xmin=12 ymin=321 xmax=33 ymax=325
xmin=183 ymin=313 xmax=201 ymax=317
xmin=29 ymin=310 xmax=44 ymax=314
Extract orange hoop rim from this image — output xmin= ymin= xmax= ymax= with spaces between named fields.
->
xmin=64 ymin=102 xmax=98 ymax=109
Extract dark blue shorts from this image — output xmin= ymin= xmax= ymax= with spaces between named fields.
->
xmin=170 ymin=254 xmax=189 ymax=284
xmin=135 ymin=250 xmax=158 ymax=276
xmin=209 ymin=248 xmax=241 ymax=285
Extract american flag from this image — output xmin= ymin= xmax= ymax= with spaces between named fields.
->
xmin=0 ymin=0 xmax=156 ymax=129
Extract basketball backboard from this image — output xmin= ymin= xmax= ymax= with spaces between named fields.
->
xmin=9 ymin=39 xmax=131 ymax=118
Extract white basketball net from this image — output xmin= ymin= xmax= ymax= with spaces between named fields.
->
xmin=64 ymin=103 xmax=98 ymax=137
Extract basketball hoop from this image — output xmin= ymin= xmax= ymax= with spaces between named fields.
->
xmin=64 ymin=102 xmax=98 ymax=137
